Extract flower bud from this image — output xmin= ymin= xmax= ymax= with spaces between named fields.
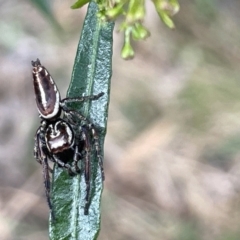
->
xmin=132 ymin=23 xmax=150 ymax=40
xmin=105 ymin=3 xmax=125 ymax=19
xmin=121 ymin=41 xmax=135 ymax=60
xmin=121 ymin=29 xmax=135 ymax=59
xmin=153 ymin=0 xmax=180 ymax=16
xmin=126 ymin=0 xmax=145 ymax=23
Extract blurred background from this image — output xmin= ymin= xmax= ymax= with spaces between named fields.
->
xmin=1 ymin=0 xmax=240 ymax=239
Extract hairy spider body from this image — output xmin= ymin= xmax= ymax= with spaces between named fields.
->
xmin=32 ymin=59 xmax=104 ymax=217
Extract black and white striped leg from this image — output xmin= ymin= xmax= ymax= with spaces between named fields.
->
xmin=63 ymin=109 xmax=90 ymax=124
xmin=63 ymin=111 xmax=104 ymax=178
xmin=89 ymin=124 xmax=105 ymax=181
xmin=60 ymin=92 xmax=104 ymax=105
xmin=81 ymin=127 xmax=91 ymax=215
xmin=35 ymin=134 xmax=55 ymax=220
xmin=52 ymin=155 xmax=76 ymax=176
xmin=71 ymin=145 xmax=81 ymax=174
xmin=60 ymin=93 xmax=104 ymax=126
xmin=34 ymin=127 xmax=53 ymax=217
xmin=42 ymin=153 xmax=55 ymax=220
xmin=34 ymin=128 xmax=42 ymax=165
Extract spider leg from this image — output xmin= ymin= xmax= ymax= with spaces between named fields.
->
xmin=34 ymin=123 xmax=56 ymax=219
xmin=60 ymin=92 xmax=104 ymax=125
xmin=81 ymin=127 xmax=91 ymax=215
xmin=89 ymin=124 xmax=105 ymax=181
xmin=42 ymin=154 xmax=55 ymax=220
xmin=34 ymin=120 xmax=48 ymax=160
xmin=60 ymin=92 xmax=104 ymax=105
xmin=52 ymin=155 xmax=76 ymax=176
xmin=38 ymin=141 xmax=55 ymax=220
xmin=62 ymin=108 xmax=91 ymax=124
xmin=34 ymin=129 xmax=42 ymax=164
xmin=72 ymin=145 xmax=81 ymax=174
xmin=48 ymin=165 xmax=54 ymax=173
xmin=34 ymin=127 xmax=54 ymax=174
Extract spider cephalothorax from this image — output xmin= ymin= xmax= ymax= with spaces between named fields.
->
xmin=32 ymin=59 xmax=104 ymax=217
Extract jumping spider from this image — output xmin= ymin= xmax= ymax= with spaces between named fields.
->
xmin=32 ymin=59 xmax=104 ymax=217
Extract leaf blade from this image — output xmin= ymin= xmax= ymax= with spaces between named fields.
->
xmin=49 ymin=2 xmax=114 ymax=239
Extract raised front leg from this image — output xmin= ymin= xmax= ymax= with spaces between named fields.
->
xmin=80 ymin=126 xmax=92 ymax=215
xmin=60 ymin=92 xmax=104 ymax=105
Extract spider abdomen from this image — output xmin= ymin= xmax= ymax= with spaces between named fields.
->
xmin=45 ymin=121 xmax=74 ymax=154
xmin=32 ymin=59 xmax=61 ymax=119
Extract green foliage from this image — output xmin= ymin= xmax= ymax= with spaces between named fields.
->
xmin=176 ymin=222 xmax=201 ymax=240
xmin=71 ymin=0 xmax=180 ymax=59
xmin=49 ymin=2 xmax=114 ymax=239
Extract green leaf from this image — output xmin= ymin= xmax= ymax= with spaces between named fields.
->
xmin=71 ymin=0 xmax=90 ymax=9
xmin=49 ymin=2 xmax=114 ymax=240
xmin=132 ymin=22 xmax=150 ymax=40
xmin=157 ymin=9 xmax=175 ymax=29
